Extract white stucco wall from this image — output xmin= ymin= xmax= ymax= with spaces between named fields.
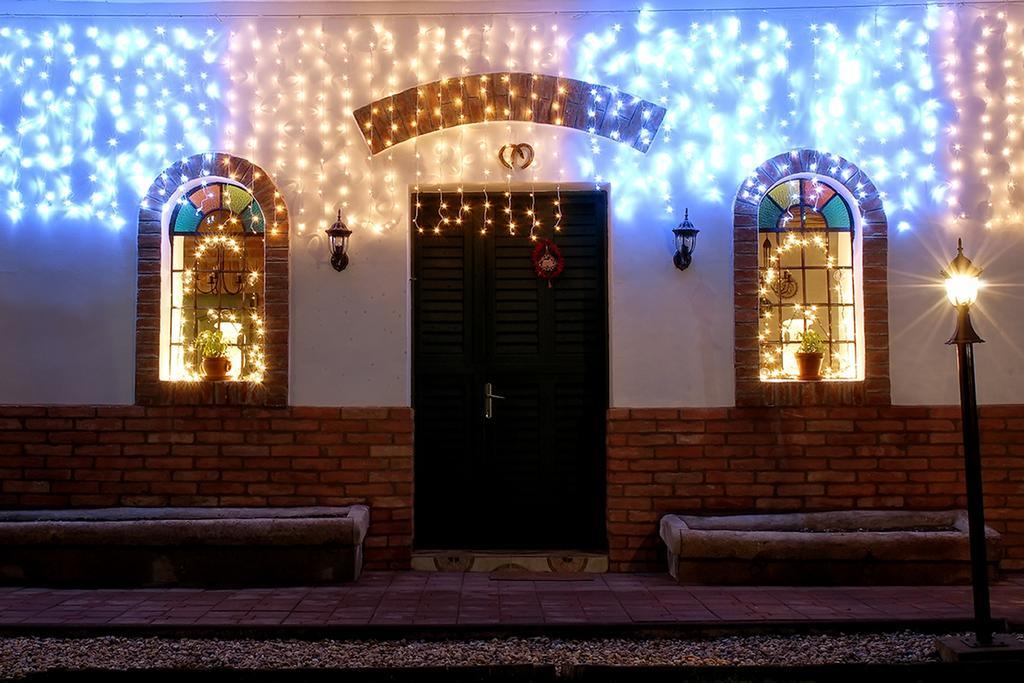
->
xmin=1 ymin=0 xmax=1023 ymax=407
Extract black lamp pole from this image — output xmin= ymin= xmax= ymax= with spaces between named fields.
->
xmin=944 ymin=240 xmax=991 ymax=647
xmin=948 ymin=305 xmax=992 ymax=646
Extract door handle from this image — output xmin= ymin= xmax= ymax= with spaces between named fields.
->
xmin=484 ymin=382 xmax=505 ymax=419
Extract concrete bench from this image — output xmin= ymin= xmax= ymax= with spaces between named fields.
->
xmin=0 ymin=506 xmax=369 ymax=586
xmin=660 ymin=510 xmax=1002 ymax=585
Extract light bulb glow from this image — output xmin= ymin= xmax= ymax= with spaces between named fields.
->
xmin=944 ymin=274 xmax=980 ymax=307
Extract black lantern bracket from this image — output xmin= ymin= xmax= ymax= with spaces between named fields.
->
xmin=325 ymin=209 xmax=353 ymax=272
xmin=673 ymin=208 xmax=700 ymax=271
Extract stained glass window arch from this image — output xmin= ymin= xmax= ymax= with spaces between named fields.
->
xmin=160 ymin=177 xmax=267 ymax=382
xmin=756 ymin=174 xmax=863 ymax=381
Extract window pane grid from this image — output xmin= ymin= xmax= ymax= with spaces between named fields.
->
xmin=164 ymin=181 xmax=266 ymax=382
xmin=757 ymin=178 xmax=858 ymax=381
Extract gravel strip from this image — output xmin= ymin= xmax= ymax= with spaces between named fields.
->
xmin=3 ymin=632 xmax=1022 ymax=678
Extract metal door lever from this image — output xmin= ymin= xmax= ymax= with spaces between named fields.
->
xmin=484 ymin=382 xmax=505 ymax=419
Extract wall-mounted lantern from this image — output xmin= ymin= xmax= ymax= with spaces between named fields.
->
xmin=325 ymin=210 xmax=353 ymax=271
xmin=672 ymin=209 xmax=700 ymax=271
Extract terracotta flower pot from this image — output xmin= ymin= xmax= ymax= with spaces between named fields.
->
xmin=795 ymin=352 xmax=823 ymax=380
xmin=202 ymin=356 xmax=232 ymax=381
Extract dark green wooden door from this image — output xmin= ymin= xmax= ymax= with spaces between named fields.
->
xmin=413 ymin=190 xmax=608 ymax=550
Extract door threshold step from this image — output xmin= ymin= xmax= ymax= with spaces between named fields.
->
xmin=411 ymin=550 xmax=608 ymax=573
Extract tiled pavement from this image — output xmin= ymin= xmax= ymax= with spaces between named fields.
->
xmin=0 ymin=572 xmax=1023 ymax=629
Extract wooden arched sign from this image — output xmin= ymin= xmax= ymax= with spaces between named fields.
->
xmin=353 ymin=72 xmax=666 ymax=155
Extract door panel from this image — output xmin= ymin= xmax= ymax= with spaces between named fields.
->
xmin=413 ymin=191 xmax=607 ymax=550
xmin=412 ymin=374 xmax=477 ymax=548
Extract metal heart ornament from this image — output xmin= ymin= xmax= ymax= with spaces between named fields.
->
xmin=498 ymin=143 xmax=535 ymax=170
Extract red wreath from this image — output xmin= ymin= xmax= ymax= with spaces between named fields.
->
xmin=531 ymin=239 xmax=565 ymax=288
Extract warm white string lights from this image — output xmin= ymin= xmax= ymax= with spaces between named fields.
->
xmin=432 ymin=29 xmax=449 ymax=234
xmin=363 ymin=32 xmax=376 ymax=234
xmin=338 ymin=31 xmax=353 ymax=220
xmin=412 ymin=27 xmax=426 ymax=234
xmin=316 ymin=22 xmax=328 ymax=235
xmin=379 ymin=23 xmax=398 ymax=234
xmin=455 ymin=28 xmax=470 ymax=230
xmin=943 ymin=6 xmax=1024 ymax=230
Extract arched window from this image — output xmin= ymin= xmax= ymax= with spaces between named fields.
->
xmin=161 ymin=179 xmax=266 ymax=382
xmin=756 ymin=176 xmax=861 ymax=381
xmin=137 ymin=152 xmax=288 ymax=406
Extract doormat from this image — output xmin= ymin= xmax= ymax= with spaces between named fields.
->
xmin=489 ymin=571 xmax=596 ymax=581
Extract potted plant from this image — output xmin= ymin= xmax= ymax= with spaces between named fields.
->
xmin=795 ymin=329 xmax=825 ymax=380
xmin=196 ymin=328 xmax=231 ymax=381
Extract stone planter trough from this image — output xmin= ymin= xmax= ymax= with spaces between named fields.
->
xmin=660 ymin=510 xmax=1002 ymax=585
xmin=0 ymin=505 xmax=369 ymax=587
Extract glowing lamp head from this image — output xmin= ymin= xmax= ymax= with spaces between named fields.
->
xmin=326 ymin=210 xmax=353 ymax=272
xmin=941 ymin=238 xmax=982 ymax=308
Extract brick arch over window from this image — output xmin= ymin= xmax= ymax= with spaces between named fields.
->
xmin=733 ymin=150 xmax=890 ymax=407
xmin=136 ymin=152 xmax=289 ymax=406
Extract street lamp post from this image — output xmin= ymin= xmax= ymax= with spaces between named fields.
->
xmin=936 ymin=243 xmax=1024 ymax=661
xmin=941 ymin=239 xmax=991 ymax=647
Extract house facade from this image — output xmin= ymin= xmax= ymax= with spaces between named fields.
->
xmin=1 ymin=0 xmax=1023 ymax=573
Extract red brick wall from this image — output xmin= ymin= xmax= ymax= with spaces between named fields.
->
xmin=608 ymin=405 xmax=1024 ymax=573
xmin=5 ymin=402 xmax=1022 ymax=575
xmin=0 ymin=405 xmax=412 ymax=569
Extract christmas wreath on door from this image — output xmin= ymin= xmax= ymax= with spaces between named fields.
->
xmin=531 ymin=238 xmax=565 ymax=287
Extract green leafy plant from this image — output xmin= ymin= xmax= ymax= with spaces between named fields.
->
xmin=797 ymin=329 xmax=826 ymax=355
xmin=196 ymin=329 xmax=229 ymax=359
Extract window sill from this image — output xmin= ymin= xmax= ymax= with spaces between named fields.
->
xmin=137 ymin=379 xmax=285 ymax=407
xmin=162 ymin=379 xmax=262 ymax=384
xmin=759 ymin=378 xmax=863 ymax=383
xmin=737 ymin=377 xmax=885 ymax=407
